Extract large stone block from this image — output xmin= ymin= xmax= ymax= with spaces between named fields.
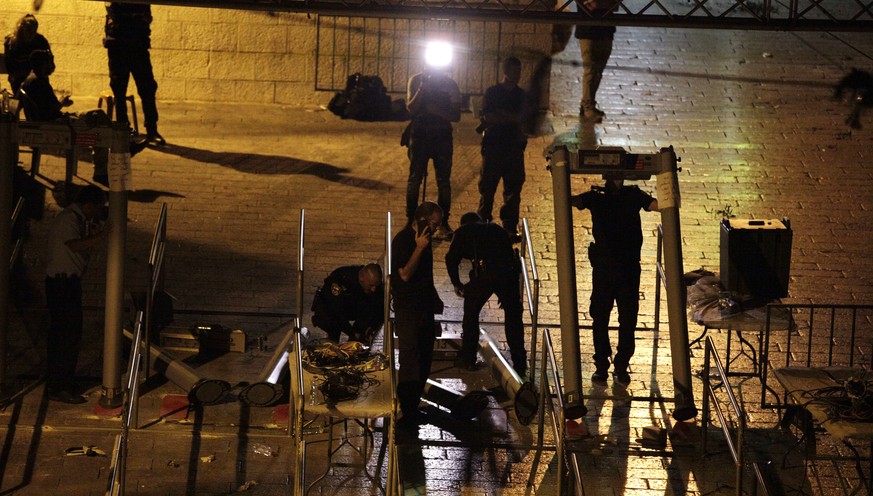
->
xmin=209 ymin=51 xmax=256 ymax=80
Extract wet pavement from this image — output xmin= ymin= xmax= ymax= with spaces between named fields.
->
xmin=3 ymin=26 xmax=873 ymax=495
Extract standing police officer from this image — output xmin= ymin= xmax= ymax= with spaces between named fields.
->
xmin=571 ymin=179 xmax=659 ymax=387
xmin=477 ymin=57 xmax=528 ymax=243
xmin=311 ymin=264 xmax=384 ymax=344
xmin=445 ymin=212 xmax=526 ymax=377
xmin=104 ymin=2 xmax=165 ymax=145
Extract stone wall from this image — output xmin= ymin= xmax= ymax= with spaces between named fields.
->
xmin=1 ymin=1 xmax=552 ymax=106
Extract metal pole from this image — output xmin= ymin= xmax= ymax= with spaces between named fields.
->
xmin=478 ymin=329 xmax=539 ymax=425
xmin=101 ymin=124 xmax=131 ymax=409
xmin=0 ymin=115 xmax=15 ymax=389
xmin=656 ymin=146 xmax=697 ymax=420
xmin=549 ymin=146 xmax=586 ymax=419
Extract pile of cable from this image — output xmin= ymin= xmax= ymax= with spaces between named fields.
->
xmin=799 ymin=371 xmax=873 ymax=422
xmin=302 ymin=339 xmax=388 ymax=404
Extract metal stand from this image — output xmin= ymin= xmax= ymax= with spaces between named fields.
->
xmin=239 ymin=326 xmax=309 ymax=406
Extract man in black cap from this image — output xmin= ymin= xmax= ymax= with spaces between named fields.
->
xmin=445 ymin=212 xmax=526 ymax=376
xmin=571 ymin=179 xmax=659 ymax=387
xmin=311 ymin=263 xmax=384 ymax=344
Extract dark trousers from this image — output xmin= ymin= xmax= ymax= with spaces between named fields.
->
xmin=45 ymin=276 xmax=83 ymax=390
xmin=477 ymin=147 xmax=525 ymax=232
xmin=589 ymin=259 xmax=641 ymax=373
xmin=107 ymin=47 xmax=159 ymax=131
xmin=394 ymin=305 xmax=435 ymax=418
xmin=406 ymin=137 xmax=453 ymax=222
xmin=460 ymin=271 xmax=527 ymax=375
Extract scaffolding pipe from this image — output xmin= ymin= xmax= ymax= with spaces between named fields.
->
xmin=549 ymin=146 xmax=586 ymax=420
xmin=239 ymin=326 xmax=309 ymax=407
xmin=478 ymin=329 xmax=539 ymax=425
xmin=422 ymin=379 xmax=489 ymax=420
xmin=100 ymin=124 xmax=132 ymax=409
xmin=122 ymin=328 xmax=230 ymax=405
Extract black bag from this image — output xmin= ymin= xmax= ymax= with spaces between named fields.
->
xmin=328 ymin=73 xmax=392 ymax=121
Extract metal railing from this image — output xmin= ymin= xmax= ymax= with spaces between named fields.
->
xmin=702 ymin=335 xmax=772 ymax=496
xmin=113 ymin=0 xmax=873 ymax=31
xmin=143 ymin=203 xmax=168 ymax=381
xmin=9 ymin=197 xmax=24 ymax=270
xmin=519 ymin=217 xmax=541 ymax=384
xmin=535 ymin=328 xmax=583 ymax=495
xmin=760 ymin=303 xmax=873 ymax=409
xmin=105 ymin=311 xmax=145 ymax=496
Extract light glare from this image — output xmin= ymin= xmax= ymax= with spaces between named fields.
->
xmin=425 ymin=41 xmax=453 ymax=68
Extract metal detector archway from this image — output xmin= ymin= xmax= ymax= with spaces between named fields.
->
xmin=0 ymin=114 xmax=132 ymax=407
xmin=547 ymin=133 xmax=697 ymax=421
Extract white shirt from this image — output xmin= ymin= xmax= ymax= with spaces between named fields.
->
xmin=45 ymin=203 xmax=90 ymax=277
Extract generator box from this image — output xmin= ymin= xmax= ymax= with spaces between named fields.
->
xmin=720 ymin=218 xmax=792 ymax=299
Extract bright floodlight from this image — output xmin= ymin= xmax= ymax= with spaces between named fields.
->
xmin=424 ymin=40 xmax=453 ymax=68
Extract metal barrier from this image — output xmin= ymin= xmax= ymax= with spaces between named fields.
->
xmin=702 ymin=335 xmax=773 ymax=496
xmin=143 ymin=203 xmax=168 ymax=381
xmin=105 ymin=311 xmax=145 ymax=496
xmin=519 ymin=217 xmax=541 ymax=384
xmin=760 ymin=303 xmax=873 ymax=409
xmin=8 ymin=197 xmax=23 ymax=270
xmin=535 ymin=328 xmax=583 ymax=495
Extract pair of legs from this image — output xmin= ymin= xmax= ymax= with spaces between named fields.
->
xmin=589 ymin=258 xmax=641 ymax=375
xmin=406 ymin=137 xmax=452 ymax=225
xmin=107 ymin=46 xmax=160 ymax=138
xmin=459 ymin=271 xmax=527 ymax=376
xmin=45 ymin=276 xmax=83 ymax=393
xmin=477 ymin=146 xmax=525 ymax=234
xmin=579 ymin=37 xmax=614 ymax=114
xmin=394 ymin=305 xmax=436 ymax=421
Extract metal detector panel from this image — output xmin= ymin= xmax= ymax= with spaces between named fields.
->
xmin=572 ymin=147 xmax=658 ymax=180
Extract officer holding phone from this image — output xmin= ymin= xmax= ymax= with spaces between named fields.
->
xmin=391 ymin=201 xmax=444 ymax=429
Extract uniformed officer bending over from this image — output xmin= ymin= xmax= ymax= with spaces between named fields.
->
xmin=571 ymin=179 xmax=659 ymax=387
xmin=445 ymin=212 xmax=527 ymax=377
xmin=311 ymin=263 xmax=384 ymax=344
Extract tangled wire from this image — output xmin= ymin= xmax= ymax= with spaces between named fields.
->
xmin=303 ymin=339 xmax=388 ymax=404
xmin=799 ymin=371 xmax=873 ymax=422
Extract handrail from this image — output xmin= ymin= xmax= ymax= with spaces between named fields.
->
xmin=105 ymin=311 xmax=145 ymax=496
xmin=292 ymin=209 xmax=306 ymax=494
xmin=143 ymin=203 xmax=168 ymax=384
xmin=9 ymin=197 xmax=24 ymax=269
xmin=384 ymin=211 xmax=398 ymax=495
xmin=702 ymin=335 xmax=747 ymax=496
xmin=535 ymin=327 xmax=582 ymax=495
xmin=520 ymin=217 xmax=541 ymax=383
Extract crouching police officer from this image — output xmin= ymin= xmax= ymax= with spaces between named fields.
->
xmin=445 ymin=212 xmax=526 ymax=376
xmin=311 ymin=263 xmax=384 ymax=344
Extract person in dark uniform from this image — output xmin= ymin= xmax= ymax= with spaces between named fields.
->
xmin=104 ymin=2 xmax=165 ymax=145
xmin=445 ymin=212 xmax=526 ymax=376
xmin=404 ymin=65 xmax=461 ymax=240
xmin=21 ymin=50 xmax=147 ymax=186
xmin=391 ymin=201 xmax=444 ymax=429
xmin=571 ymin=179 xmax=659 ymax=387
xmin=311 ymin=263 xmax=384 ymax=344
xmin=477 ymin=57 xmax=528 ymax=243
xmin=44 ymin=186 xmax=108 ymax=404
xmin=4 ymin=14 xmax=51 ymax=94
